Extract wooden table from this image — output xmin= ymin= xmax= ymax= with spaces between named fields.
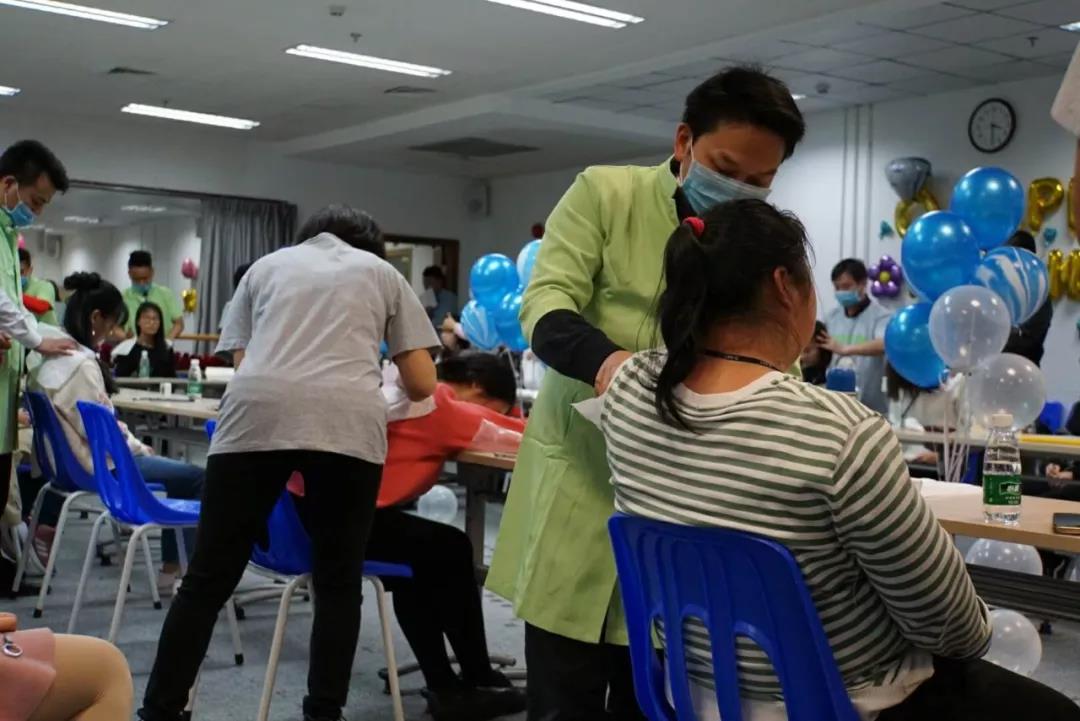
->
xmin=896 ymin=428 xmax=1080 ymax=459
xmin=115 ymin=377 xmax=228 ymax=389
xmin=926 ymin=491 xmax=1080 ymax=555
xmin=112 ymin=389 xmax=220 ymax=421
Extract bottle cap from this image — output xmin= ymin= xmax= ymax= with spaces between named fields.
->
xmin=990 ymin=413 xmax=1014 ymax=429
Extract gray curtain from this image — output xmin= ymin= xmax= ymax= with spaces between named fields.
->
xmin=196 ymin=197 xmax=296 ymax=343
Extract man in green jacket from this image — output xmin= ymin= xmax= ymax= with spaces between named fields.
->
xmin=486 ymin=67 xmax=805 ymax=720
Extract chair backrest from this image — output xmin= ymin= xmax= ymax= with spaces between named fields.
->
xmin=25 ymin=390 xmax=96 ymax=494
xmin=75 ymin=400 xmax=163 ymax=525
xmin=1038 ymin=401 xmax=1066 ymax=434
xmin=608 ymin=514 xmax=860 ymax=721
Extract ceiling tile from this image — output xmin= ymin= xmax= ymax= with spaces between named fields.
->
xmin=947 ymin=0 xmax=1036 ymax=10
xmin=584 ymin=85 xmax=673 ymax=105
xmin=993 ymin=0 xmax=1080 ymax=26
xmin=906 ymin=44 xmax=1013 ymax=70
xmin=783 ymin=23 xmax=885 ymax=47
xmin=866 ymin=4 xmax=975 ymax=30
xmin=795 ymin=96 xmax=844 ymax=113
xmin=834 ymin=30 xmax=951 ymax=58
xmin=888 ymin=73 xmax=982 ymax=94
xmin=955 ymin=58 xmax=1063 ymax=81
xmin=979 ymin=29 xmax=1080 ymax=58
xmin=1036 ymin=50 xmax=1079 ymax=69
xmin=629 ymin=105 xmax=681 ymax=122
xmin=761 ymin=67 xmax=815 ymax=87
xmin=829 ymin=59 xmax=929 ymax=83
xmin=563 ymin=97 xmax=636 ymax=113
xmin=662 ymin=58 xmax=739 ymax=79
xmin=645 ymin=77 xmax=707 ymax=97
xmin=609 ymin=72 xmax=684 ymax=90
xmin=772 ymin=47 xmax=872 ymax=73
xmin=910 ymin=13 xmax=1043 ymax=42
xmin=843 ymin=85 xmax=911 ymax=103
xmin=711 ymin=39 xmax=806 ymax=64
xmin=785 ymin=75 xmax=872 ymax=99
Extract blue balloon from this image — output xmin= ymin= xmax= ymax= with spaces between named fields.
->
xmin=517 ymin=240 xmax=542 ymax=289
xmin=885 ymin=303 xmax=946 ymax=389
xmin=950 ymin=167 xmax=1024 ymax=250
xmin=974 ymin=247 xmax=1049 ymax=324
xmin=902 ymin=211 xmax=979 ymax=301
xmin=460 ymin=300 xmax=500 ymax=350
xmin=492 ymin=287 xmax=524 ymax=325
xmin=470 ymin=254 xmax=519 ymax=310
xmin=496 ymin=318 xmax=529 ymax=352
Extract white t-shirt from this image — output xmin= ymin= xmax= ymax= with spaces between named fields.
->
xmin=212 ymin=233 xmax=439 ymax=463
xmin=824 ymin=300 xmax=892 ymax=414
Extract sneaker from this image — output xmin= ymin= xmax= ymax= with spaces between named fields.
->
xmin=156 ymin=571 xmax=179 ymax=596
xmin=422 ymin=685 xmax=527 ymax=721
xmin=303 ymin=714 xmax=346 ymax=721
xmin=466 ymin=668 xmax=515 ymax=689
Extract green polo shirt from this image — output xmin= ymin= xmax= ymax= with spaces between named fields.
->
xmin=23 ymin=276 xmax=58 ymax=326
xmin=123 ymin=284 xmax=183 ymax=335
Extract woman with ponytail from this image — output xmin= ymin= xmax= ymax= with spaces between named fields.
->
xmin=27 ymin=272 xmax=203 ymax=590
xmin=600 ymin=200 xmax=1078 ymax=721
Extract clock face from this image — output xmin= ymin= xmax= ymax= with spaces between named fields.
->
xmin=969 ymin=98 xmax=1015 ymax=153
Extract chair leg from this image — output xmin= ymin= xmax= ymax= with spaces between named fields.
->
xmin=185 ymin=667 xmax=202 ymax=718
xmin=257 ymin=577 xmax=303 ymax=721
xmin=370 ymin=576 xmax=405 ymax=721
xmin=224 ymin=596 xmax=244 ymax=665
xmin=68 ymin=512 xmax=109 ymax=634
xmin=108 ymin=525 xmax=145 ymax=644
xmin=140 ymin=528 xmax=162 ymax=610
xmin=12 ymin=482 xmax=49 ymax=594
xmin=32 ymin=489 xmax=83 ymax=618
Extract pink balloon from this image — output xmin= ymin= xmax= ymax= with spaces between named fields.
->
xmin=180 ymin=257 xmax=199 ymax=280
xmin=16 ymin=234 xmax=25 ymax=250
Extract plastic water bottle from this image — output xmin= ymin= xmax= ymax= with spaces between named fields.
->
xmin=187 ymin=359 xmax=204 ymax=399
xmin=138 ymin=349 xmax=151 ymax=379
xmin=983 ymin=412 xmax=1021 ymax=524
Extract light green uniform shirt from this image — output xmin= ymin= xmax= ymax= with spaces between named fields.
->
xmin=0 ymin=213 xmax=28 ymax=454
xmin=122 ymin=284 xmax=183 ymax=336
xmin=486 ymin=159 xmax=680 ymax=644
xmin=24 ymin=276 xmax=57 ymax=326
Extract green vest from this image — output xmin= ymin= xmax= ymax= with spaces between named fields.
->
xmin=486 ymin=160 xmax=679 ymax=644
xmin=0 ymin=213 xmax=26 ymax=453
xmin=123 ymin=284 xmax=182 ymax=335
xmin=24 ymin=275 xmax=58 ymax=326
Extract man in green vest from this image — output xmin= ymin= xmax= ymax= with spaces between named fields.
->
xmin=121 ymin=250 xmax=184 ymax=340
xmin=19 ymin=248 xmax=58 ymax=326
xmin=0 ymin=140 xmax=77 ymax=508
xmin=485 ymin=66 xmax=806 ymax=720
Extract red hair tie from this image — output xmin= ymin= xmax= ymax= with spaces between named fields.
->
xmin=683 ymin=216 xmax=705 ymax=238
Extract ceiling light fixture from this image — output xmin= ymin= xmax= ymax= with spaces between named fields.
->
xmin=121 ymin=103 xmax=260 ymax=130
xmin=483 ymin=0 xmax=643 ymax=29
xmin=0 ymin=85 xmax=19 ymax=96
xmin=285 ymin=45 xmax=451 ymax=78
xmin=121 ymin=204 xmax=167 ymax=213
xmin=1061 ymin=20 xmax=1080 ymax=32
xmin=792 ymin=93 xmax=806 ymax=100
xmin=0 ymin=0 xmax=167 ymax=29
xmin=63 ymin=215 xmax=101 ymax=224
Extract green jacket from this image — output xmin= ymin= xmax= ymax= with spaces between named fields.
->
xmin=24 ymin=275 xmax=58 ymax=326
xmin=486 ymin=159 xmax=679 ymax=644
xmin=0 ymin=213 xmax=26 ymax=453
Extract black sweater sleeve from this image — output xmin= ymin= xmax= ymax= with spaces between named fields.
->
xmin=531 ymin=309 xmax=621 ymax=387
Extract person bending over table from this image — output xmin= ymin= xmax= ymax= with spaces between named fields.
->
xmin=599 ymin=200 xmax=1079 ymax=721
xmin=113 ymin=302 xmax=176 ymax=378
xmin=27 ymin=273 xmax=204 ymax=591
xmin=138 ymin=205 xmax=439 ymax=721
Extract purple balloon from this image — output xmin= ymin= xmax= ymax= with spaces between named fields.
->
xmin=885 ymin=280 xmax=900 ymax=297
xmin=872 ymin=280 xmax=886 ymax=297
xmin=891 ymin=264 xmax=904 ymax=283
xmin=880 ymin=254 xmax=895 ymax=266
xmin=869 ymin=264 xmax=881 ymax=279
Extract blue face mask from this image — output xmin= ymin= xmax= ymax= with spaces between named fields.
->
xmin=835 ymin=289 xmax=861 ymax=308
xmin=679 ymin=150 xmax=771 ymax=214
xmin=3 ymin=184 xmax=36 ymax=228
xmin=132 ymin=283 xmax=151 ymax=295
xmin=20 ymin=276 xmax=28 ymax=291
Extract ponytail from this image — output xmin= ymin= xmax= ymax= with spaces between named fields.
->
xmin=62 ymin=272 xmax=127 ymax=395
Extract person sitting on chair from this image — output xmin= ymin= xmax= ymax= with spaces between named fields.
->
xmin=599 ymin=200 xmax=1079 ymax=721
xmin=113 ymin=302 xmax=176 ymax=378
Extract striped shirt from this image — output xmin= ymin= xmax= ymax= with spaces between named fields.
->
xmin=601 ymin=353 xmax=990 ymax=714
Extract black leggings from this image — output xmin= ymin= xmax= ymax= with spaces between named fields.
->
xmin=139 ymin=450 xmax=382 ymax=721
xmin=362 ymin=507 xmax=497 ymax=692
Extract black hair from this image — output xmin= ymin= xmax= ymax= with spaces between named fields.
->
xmin=62 ymin=272 xmax=128 ymax=394
xmin=652 ymin=199 xmax=812 ymax=429
xmin=885 ymin=362 xmax=922 ymax=403
xmin=18 ymin=247 xmax=30 ymax=266
xmin=134 ymin=301 xmax=166 ymax=349
xmin=1006 ymin=229 xmax=1037 ymax=254
xmin=682 ymin=66 xmax=805 ymax=159
xmin=233 ymin=262 xmax=253 ymax=290
xmin=0 ymin=140 xmax=69 ymax=193
xmin=423 ymin=265 xmax=445 ymax=281
xmin=298 ymin=204 xmax=385 ymax=258
xmin=805 ymin=320 xmax=833 ymax=377
xmin=437 ymin=351 xmax=517 ymax=410
xmin=128 ymin=250 xmax=153 ymax=269
xmin=831 ymin=258 xmax=868 ymax=283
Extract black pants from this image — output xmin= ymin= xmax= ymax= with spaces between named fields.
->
xmin=525 ymin=622 xmax=646 ymax=721
xmin=361 ymin=507 xmax=496 ymax=692
xmin=878 ymin=656 xmax=1080 ymax=720
xmin=139 ymin=450 xmax=382 ymax=721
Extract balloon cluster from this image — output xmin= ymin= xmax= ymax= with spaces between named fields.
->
xmin=460 ymin=239 xmax=541 ymax=352
xmin=885 ymin=157 xmax=941 ymax=238
xmin=965 ymin=540 xmax=1043 ymax=676
xmin=887 ymin=166 xmax=1049 ymax=429
xmin=868 ymin=255 xmax=903 ymax=298
xmin=180 ymin=257 xmax=199 ymax=280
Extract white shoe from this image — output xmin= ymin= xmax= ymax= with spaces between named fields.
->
xmin=157 ymin=570 xmax=179 ymax=596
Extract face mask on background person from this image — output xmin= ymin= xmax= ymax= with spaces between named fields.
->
xmin=3 ymin=183 xmax=36 ymax=228
xmin=20 ymin=276 xmax=28 ymax=291
xmin=680 ymin=148 xmax=771 ymax=214
xmin=835 ymin=289 xmax=861 ymax=308
xmin=132 ymin=282 xmax=151 ymax=295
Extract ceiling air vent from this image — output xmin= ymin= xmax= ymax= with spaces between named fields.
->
xmin=384 ymin=86 xmax=436 ymax=95
xmin=106 ymin=66 xmax=157 ymax=76
xmin=410 ymin=137 xmax=539 ymax=159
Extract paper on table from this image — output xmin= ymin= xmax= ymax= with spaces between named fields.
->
xmin=917 ymin=478 xmax=981 ymax=498
xmin=573 ymin=397 xmax=604 ymax=429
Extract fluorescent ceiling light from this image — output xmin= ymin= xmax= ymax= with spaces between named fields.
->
xmin=484 ymin=0 xmax=643 ymax=29
xmin=285 ymin=45 xmax=451 ymax=78
xmin=0 ymin=0 xmax=167 ymax=29
xmin=0 ymin=85 xmax=19 ymax=96
xmin=792 ymin=93 xmax=806 ymax=100
xmin=64 ymin=215 xmax=100 ymax=224
xmin=1061 ymin=20 xmax=1080 ymax=32
xmin=121 ymin=204 xmax=167 ymax=213
xmin=121 ymin=103 xmax=260 ymax=130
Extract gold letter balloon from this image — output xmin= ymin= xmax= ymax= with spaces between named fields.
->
xmin=1026 ymin=177 xmax=1064 ymax=231
xmin=181 ymin=288 xmax=198 ymax=313
xmin=1048 ymin=250 xmax=1065 ymax=300
xmin=895 ymin=187 xmax=940 ymax=238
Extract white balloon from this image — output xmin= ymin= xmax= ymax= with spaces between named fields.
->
xmin=969 ymin=353 xmax=1047 ymax=430
xmin=953 ymin=535 xmax=978 ymax=559
xmin=1065 ymin=557 xmax=1080 ymax=583
xmin=986 ymin=609 xmax=1042 ymax=676
xmin=965 ymin=539 xmax=1043 ymax=575
xmin=416 ymin=485 xmax=459 ymax=524
xmin=928 ymin=285 xmax=1011 ymax=371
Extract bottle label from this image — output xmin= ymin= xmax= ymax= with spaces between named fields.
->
xmin=983 ymin=472 xmax=1021 ymax=506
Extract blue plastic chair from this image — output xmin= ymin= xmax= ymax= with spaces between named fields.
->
xmin=609 ymin=514 xmax=860 ymax=721
xmin=70 ymin=400 xmax=203 ymax=643
xmin=204 ymin=421 xmax=413 ymax=721
xmin=1038 ymin=401 xmax=1066 ymax=434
